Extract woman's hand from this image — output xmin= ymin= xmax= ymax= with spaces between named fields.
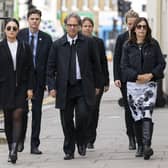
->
xmin=27 ymin=89 xmax=33 ymax=100
xmin=136 ymin=73 xmax=153 ymax=84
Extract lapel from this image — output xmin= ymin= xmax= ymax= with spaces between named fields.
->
xmin=3 ymin=39 xmax=15 ymax=70
xmin=36 ymin=31 xmax=43 ymax=59
xmin=23 ymin=29 xmax=29 ymax=44
xmin=16 ymin=42 xmax=23 ymax=70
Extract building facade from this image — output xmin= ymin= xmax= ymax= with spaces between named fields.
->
xmin=147 ymin=0 xmax=168 ymax=97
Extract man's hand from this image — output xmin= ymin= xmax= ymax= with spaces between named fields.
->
xmin=104 ymin=85 xmax=109 ymax=92
xmin=49 ymin=89 xmax=57 ymax=97
xmin=114 ymin=80 xmax=121 ymax=88
xmin=27 ymin=89 xmax=33 ymax=100
xmin=95 ymin=88 xmax=100 ymax=95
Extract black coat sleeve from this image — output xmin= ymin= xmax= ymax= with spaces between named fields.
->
xmin=47 ymin=43 xmax=57 ymax=91
xmin=151 ymin=40 xmax=166 ymax=80
xmin=120 ymin=43 xmax=138 ymax=82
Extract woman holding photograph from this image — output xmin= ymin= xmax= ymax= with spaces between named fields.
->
xmin=121 ymin=17 xmax=166 ymax=160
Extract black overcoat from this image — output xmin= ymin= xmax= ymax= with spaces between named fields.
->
xmin=47 ymin=33 xmax=103 ymax=109
xmin=0 ymin=39 xmax=34 ymax=109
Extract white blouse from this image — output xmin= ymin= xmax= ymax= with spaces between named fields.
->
xmin=7 ymin=40 xmax=18 ymax=71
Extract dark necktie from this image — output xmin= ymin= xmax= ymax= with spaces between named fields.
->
xmin=30 ymin=35 xmax=34 ymax=53
xmin=69 ymin=40 xmax=77 ymax=85
xmin=30 ymin=35 xmax=36 ymax=66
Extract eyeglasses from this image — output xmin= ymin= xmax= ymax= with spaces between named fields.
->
xmin=136 ymin=24 xmax=147 ymax=30
xmin=66 ymin=24 xmax=78 ymax=28
xmin=6 ymin=26 xmax=18 ymax=32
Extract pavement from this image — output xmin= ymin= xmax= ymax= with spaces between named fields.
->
xmin=0 ymin=61 xmax=168 ymax=167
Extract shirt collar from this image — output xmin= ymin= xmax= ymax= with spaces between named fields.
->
xmin=29 ymin=30 xmax=38 ymax=38
xmin=67 ymin=34 xmax=78 ymax=45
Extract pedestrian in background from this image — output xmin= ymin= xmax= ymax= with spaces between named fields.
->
xmin=121 ymin=17 xmax=166 ymax=160
xmin=81 ymin=17 xmax=110 ymax=149
xmin=113 ymin=9 xmax=139 ymax=150
xmin=47 ymin=13 xmax=102 ymax=160
xmin=17 ymin=8 xmax=52 ymax=154
xmin=0 ymin=18 xmax=34 ymax=164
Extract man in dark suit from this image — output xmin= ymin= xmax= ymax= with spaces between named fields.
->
xmin=113 ymin=9 xmax=139 ymax=150
xmin=81 ymin=17 xmax=110 ymax=149
xmin=17 ymin=9 xmax=52 ymax=154
xmin=47 ymin=13 xmax=102 ymax=160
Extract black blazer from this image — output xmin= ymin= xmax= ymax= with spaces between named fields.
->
xmin=113 ymin=31 xmax=129 ymax=81
xmin=121 ymin=39 xmax=166 ymax=82
xmin=0 ymin=39 xmax=34 ymax=109
xmin=93 ymin=36 xmax=109 ymax=87
xmin=47 ymin=33 xmax=103 ymax=109
xmin=17 ymin=28 xmax=52 ymax=87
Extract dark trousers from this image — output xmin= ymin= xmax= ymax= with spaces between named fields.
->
xmin=87 ymin=87 xmax=104 ymax=144
xmin=120 ymin=83 xmax=135 ymax=137
xmin=20 ymin=86 xmax=45 ymax=148
xmin=60 ymin=83 xmax=89 ymax=155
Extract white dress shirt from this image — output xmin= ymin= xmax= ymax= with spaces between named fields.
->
xmin=7 ymin=40 xmax=18 ymax=71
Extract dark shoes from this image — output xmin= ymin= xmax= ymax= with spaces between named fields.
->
xmin=78 ymin=145 xmax=86 ymax=156
xmin=17 ymin=142 xmax=24 ymax=152
xmin=143 ymin=145 xmax=154 ymax=160
xmin=64 ymin=153 xmax=74 ymax=160
xmin=87 ymin=143 xmax=94 ymax=149
xmin=9 ymin=143 xmax=18 ymax=164
xmin=31 ymin=147 xmax=42 ymax=154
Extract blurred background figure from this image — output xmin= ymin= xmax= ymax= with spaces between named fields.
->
xmin=81 ymin=17 xmax=109 ymax=149
xmin=113 ymin=9 xmax=139 ymax=150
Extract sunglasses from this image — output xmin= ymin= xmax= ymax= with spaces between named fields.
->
xmin=136 ymin=24 xmax=147 ymax=30
xmin=6 ymin=26 xmax=18 ymax=32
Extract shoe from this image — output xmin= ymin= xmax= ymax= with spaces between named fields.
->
xmin=10 ymin=143 xmax=18 ymax=164
xmin=87 ymin=143 xmax=94 ymax=149
xmin=31 ymin=147 xmax=42 ymax=154
xmin=17 ymin=142 xmax=24 ymax=152
xmin=143 ymin=145 xmax=154 ymax=160
xmin=78 ymin=145 xmax=86 ymax=156
xmin=64 ymin=153 xmax=74 ymax=160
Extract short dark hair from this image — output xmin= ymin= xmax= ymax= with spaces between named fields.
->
xmin=82 ymin=17 xmax=94 ymax=27
xmin=27 ymin=9 xmax=42 ymax=18
xmin=64 ymin=13 xmax=81 ymax=26
xmin=5 ymin=18 xmax=19 ymax=28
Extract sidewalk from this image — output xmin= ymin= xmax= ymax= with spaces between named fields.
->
xmin=0 ymin=81 xmax=168 ymax=167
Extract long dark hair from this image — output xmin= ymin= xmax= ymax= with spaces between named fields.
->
xmin=129 ymin=17 xmax=152 ymax=43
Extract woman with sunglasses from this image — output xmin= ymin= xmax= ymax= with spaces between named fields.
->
xmin=121 ymin=17 xmax=166 ymax=160
xmin=0 ymin=18 xmax=34 ymax=164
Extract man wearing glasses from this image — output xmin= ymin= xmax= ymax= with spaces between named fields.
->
xmin=47 ymin=13 xmax=102 ymax=160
